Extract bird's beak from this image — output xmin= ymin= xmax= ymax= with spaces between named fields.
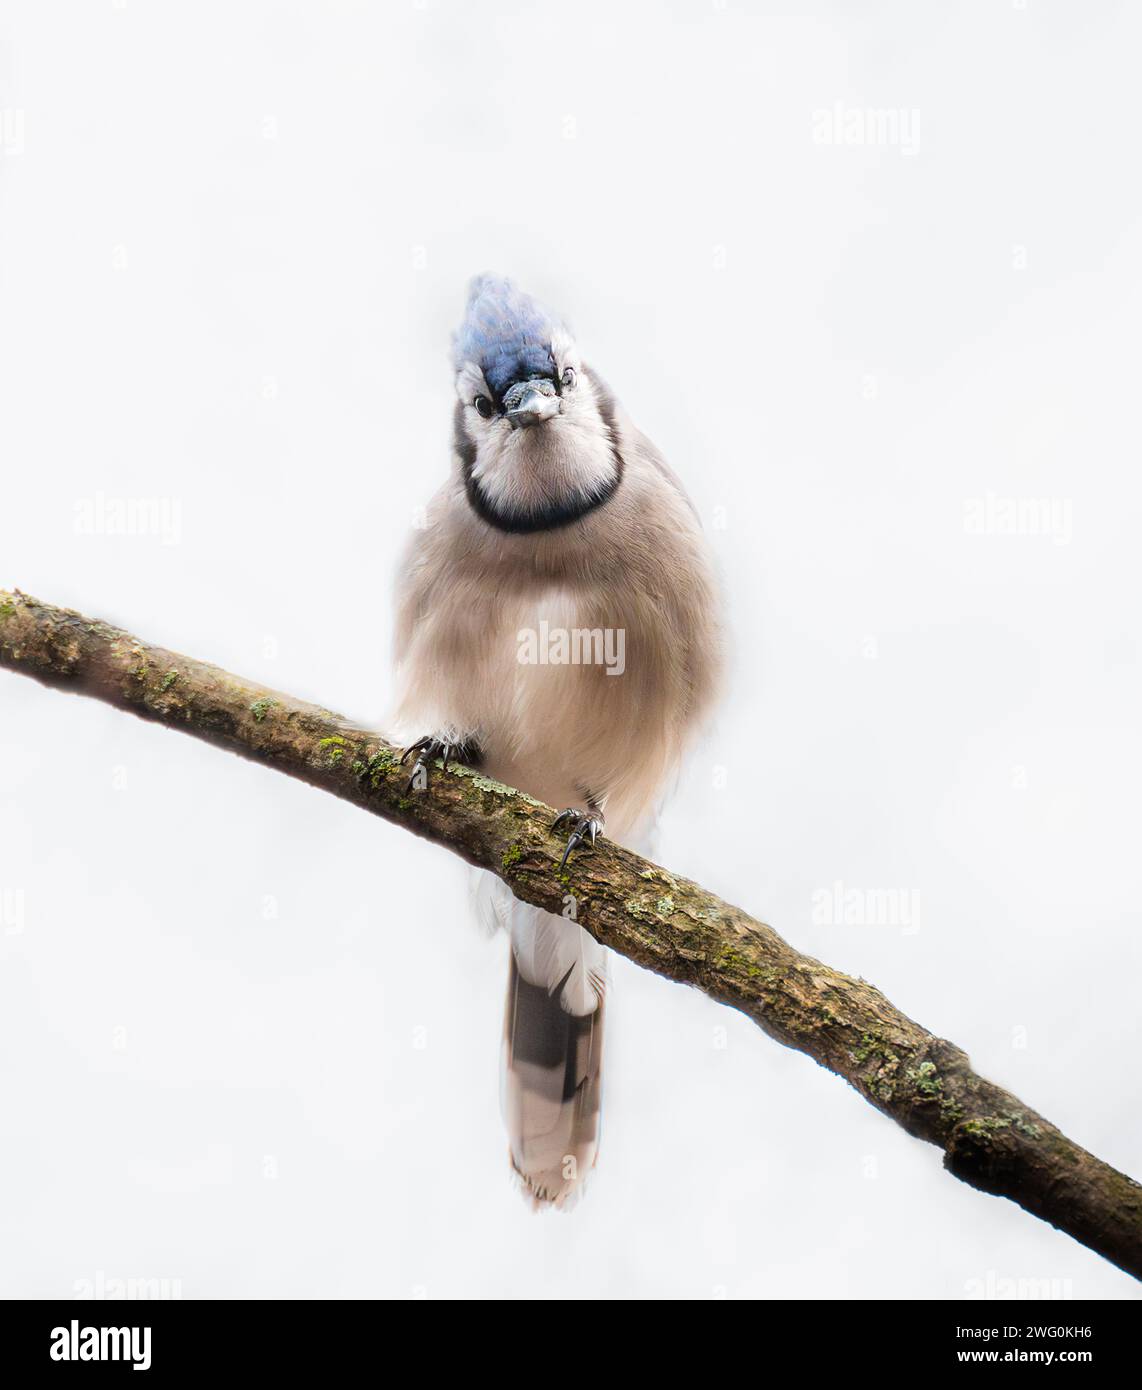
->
xmin=505 ymin=380 xmax=561 ymax=429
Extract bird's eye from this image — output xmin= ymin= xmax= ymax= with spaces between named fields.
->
xmin=474 ymin=394 xmax=495 ymax=419
xmin=561 ymin=367 xmax=577 ymax=389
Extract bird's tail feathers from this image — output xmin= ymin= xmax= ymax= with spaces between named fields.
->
xmin=502 ymin=950 xmax=606 ymax=1210
xmin=477 ymin=871 xmax=609 ymax=1208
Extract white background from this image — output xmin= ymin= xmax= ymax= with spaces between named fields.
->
xmin=1 ymin=0 xmax=1139 ymax=1299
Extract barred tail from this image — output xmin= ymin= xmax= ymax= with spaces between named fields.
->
xmin=501 ymin=946 xmax=606 ymax=1209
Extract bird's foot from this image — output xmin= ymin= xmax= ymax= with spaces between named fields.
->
xmin=400 ymin=735 xmax=480 ymax=793
xmin=551 ymin=808 xmax=603 ymax=870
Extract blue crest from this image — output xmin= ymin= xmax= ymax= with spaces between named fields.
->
xmin=453 ymin=274 xmax=565 ymax=397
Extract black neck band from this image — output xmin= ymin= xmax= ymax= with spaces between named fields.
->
xmin=455 ymin=386 xmax=624 ymax=535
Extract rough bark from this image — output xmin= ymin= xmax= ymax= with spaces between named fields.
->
xmin=1 ymin=587 xmax=1139 ymax=1279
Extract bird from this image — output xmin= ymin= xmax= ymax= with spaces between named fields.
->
xmin=392 ymin=274 xmax=722 ymax=1207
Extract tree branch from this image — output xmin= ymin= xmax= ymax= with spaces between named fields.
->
xmin=1 ymin=587 xmax=1139 ymax=1279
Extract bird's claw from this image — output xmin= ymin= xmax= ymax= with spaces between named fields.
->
xmin=551 ymin=808 xmax=602 ymax=870
xmin=400 ymin=736 xmax=474 ymax=792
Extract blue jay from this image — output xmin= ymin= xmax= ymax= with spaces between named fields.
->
xmin=393 ymin=275 xmax=722 ymax=1206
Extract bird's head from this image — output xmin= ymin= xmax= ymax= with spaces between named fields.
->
xmin=451 ymin=274 xmax=621 ymax=533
